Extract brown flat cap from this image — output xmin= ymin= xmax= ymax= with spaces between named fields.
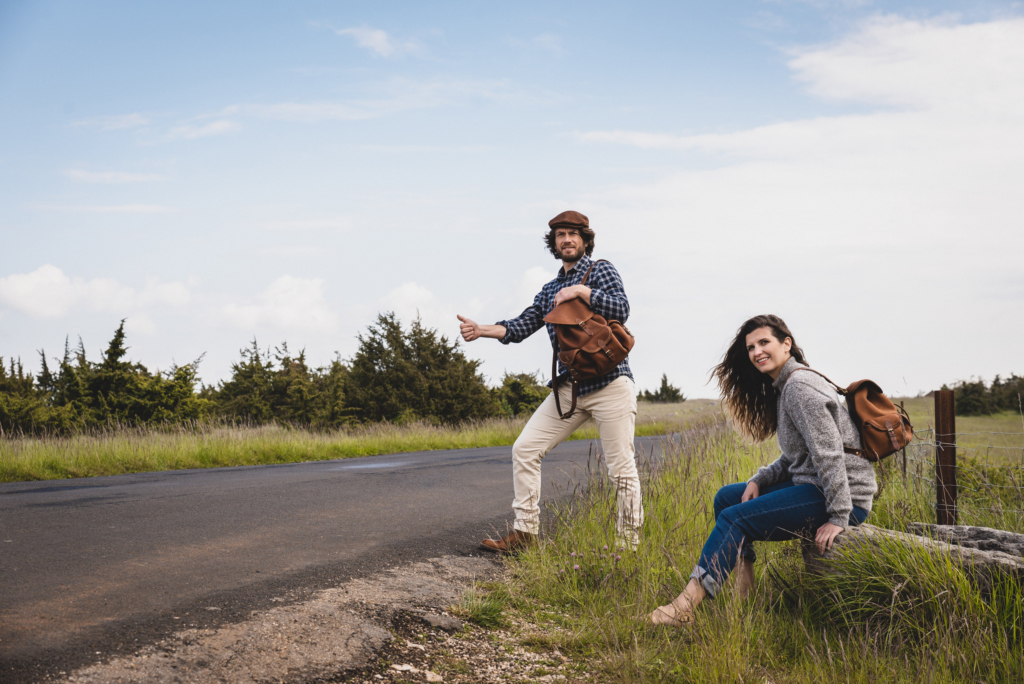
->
xmin=548 ymin=210 xmax=589 ymax=228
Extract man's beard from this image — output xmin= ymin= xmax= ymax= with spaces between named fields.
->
xmin=559 ymin=245 xmax=582 ymax=263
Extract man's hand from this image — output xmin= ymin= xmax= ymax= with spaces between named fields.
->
xmin=457 ymin=315 xmax=482 ymax=342
xmin=815 ymin=522 xmax=844 ymax=555
xmin=741 ymin=481 xmax=760 ymax=503
xmin=552 ymin=285 xmax=592 ymax=308
xmin=457 ymin=315 xmax=506 ymax=342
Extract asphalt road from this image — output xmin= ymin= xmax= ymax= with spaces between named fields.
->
xmin=0 ymin=436 xmax=666 ymax=682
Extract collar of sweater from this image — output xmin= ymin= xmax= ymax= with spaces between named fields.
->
xmin=772 ymin=356 xmax=808 ymax=391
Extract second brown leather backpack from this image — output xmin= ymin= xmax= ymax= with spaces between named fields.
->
xmin=542 ymin=260 xmax=635 ymax=419
xmin=791 ymin=368 xmax=914 ymax=462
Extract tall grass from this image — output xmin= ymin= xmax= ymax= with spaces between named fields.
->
xmin=0 ymin=400 xmax=716 ymax=483
xmin=504 ymin=416 xmax=1024 ymax=683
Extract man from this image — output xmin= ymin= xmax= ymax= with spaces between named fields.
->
xmin=457 ymin=210 xmax=643 ymax=552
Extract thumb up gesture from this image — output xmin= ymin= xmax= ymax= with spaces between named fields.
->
xmin=457 ymin=314 xmax=481 ymax=342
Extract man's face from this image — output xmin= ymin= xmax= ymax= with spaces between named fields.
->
xmin=555 ymin=227 xmax=584 ymax=263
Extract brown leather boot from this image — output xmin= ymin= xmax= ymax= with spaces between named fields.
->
xmin=480 ymin=529 xmax=536 ymax=554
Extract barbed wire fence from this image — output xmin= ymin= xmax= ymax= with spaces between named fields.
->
xmin=886 ymin=390 xmax=1024 ymax=530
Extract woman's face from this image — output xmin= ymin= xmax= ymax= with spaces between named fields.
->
xmin=745 ymin=326 xmax=792 ymax=379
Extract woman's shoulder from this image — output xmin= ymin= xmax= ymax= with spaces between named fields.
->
xmin=783 ymin=368 xmax=837 ymax=401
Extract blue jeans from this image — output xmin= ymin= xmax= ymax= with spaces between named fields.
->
xmin=690 ymin=480 xmax=868 ymax=598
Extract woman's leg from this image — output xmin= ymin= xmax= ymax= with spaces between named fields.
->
xmin=692 ymin=483 xmax=834 ymax=599
xmin=652 ymin=481 xmax=795 ymax=623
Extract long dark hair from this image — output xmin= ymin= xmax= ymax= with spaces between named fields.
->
xmin=712 ymin=314 xmax=808 ymax=441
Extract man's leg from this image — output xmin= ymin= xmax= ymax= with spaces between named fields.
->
xmin=509 ymin=382 xmax=591 ymax=535
xmin=579 ymin=376 xmax=642 ymax=546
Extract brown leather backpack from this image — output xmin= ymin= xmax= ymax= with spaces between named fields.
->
xmin=790 ymin=368 xmax=914 ymax=462
xmin=542 ymin=259 xmax=635 ymax=419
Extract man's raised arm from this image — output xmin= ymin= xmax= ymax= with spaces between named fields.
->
xmin=457 ymin=315 xmax=506 ymax=342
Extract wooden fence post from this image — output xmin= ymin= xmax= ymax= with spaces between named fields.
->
xmin=934 ymin=389 xmax=958 ymax=525
xmin=900 ymin=400 xmax=907 ymax=484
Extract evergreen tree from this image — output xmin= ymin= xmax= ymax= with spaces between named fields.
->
xmin=345 ymin=313 xmax=499 ymax=424
xmin=207 ymin=340 xmax=276 ymax=424
xmin=492 ymin=371 xmax=550 ymax=417
xmin=639 ymin=374 xmax=685 ymax=403
xmin=0 ymin=357 xmax=47 ymax=434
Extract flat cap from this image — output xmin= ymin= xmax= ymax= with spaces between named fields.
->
xmin=548 ymin=210 xmax=589 ymax=229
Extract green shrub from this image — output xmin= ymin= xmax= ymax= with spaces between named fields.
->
xmin=344 ymin=312 xmax=499 ymax=424
xmin=492 ymin=371 xmax=550 ymax=417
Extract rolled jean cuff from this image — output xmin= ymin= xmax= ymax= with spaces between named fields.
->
xmin=739 ymin=543 xmax=756 ymax=563
xmin=689 ymin=565 xmax=720 ymax=600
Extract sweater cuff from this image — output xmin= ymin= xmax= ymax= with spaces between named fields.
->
xmin=748 ymin=471 xmax=772 ymax=490
xmin=828 ymin=514 xmax=850 ymax=529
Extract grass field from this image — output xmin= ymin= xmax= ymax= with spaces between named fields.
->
xmin=0 ymin=399 xmax=718 ymax=483
xmin=486 ymin=413 xmax=1024 ymax=683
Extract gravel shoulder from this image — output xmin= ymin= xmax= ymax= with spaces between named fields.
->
xmin=49 ymin=554 xmax=581 ymax=684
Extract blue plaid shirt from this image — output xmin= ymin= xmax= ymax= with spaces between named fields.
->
xmin=497 ymin=254 xmax=633 ymax=396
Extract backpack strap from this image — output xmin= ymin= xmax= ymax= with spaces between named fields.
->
xmin=786 ymin=367 xmax=862 ymax=457
xmin=551 ymin=349 xmax=579 ymax=420
xmin=790 ymin=367 xmax=846 ymax=395
xmin=577 ymin=258 xmax=607 ymax=288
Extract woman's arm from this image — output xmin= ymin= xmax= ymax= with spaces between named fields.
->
xmin=748 ymin=454 xmax=791 ymax=492
xmin=787 ymin=380 xmax=854 ymax=528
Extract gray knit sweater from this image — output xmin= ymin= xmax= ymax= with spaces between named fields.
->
xmin=748 ymin=357 xmax=877 ymax=528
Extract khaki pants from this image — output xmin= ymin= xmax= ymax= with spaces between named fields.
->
xmin=512 ymin=375 xmax=643 ymax=543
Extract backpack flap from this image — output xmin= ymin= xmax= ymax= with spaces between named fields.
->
xmin=543 ymin=298 xmax=595 ymax=326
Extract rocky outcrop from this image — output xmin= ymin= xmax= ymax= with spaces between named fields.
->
xmin=802 ymin=523 xmax=1024 ymax=579
xmin=906 ymin=523 xmax=1024 ymax=558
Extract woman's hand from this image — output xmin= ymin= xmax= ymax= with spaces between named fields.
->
xmin=741 ymin=481 xmax=759 ymax=502
xmin=815 ymin=522 xmax=844 ymax=555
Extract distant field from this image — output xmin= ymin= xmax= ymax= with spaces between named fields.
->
xmin=0 ymin=400 xmax=718 ymax=483
xmin=894 ymin=395 xmax=1024 ymax=456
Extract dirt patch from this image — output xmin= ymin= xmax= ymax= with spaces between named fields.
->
xmin=344 ymin=609 xmax=585 ymax=684
xmin=49 ymin=555 xmax=582 ymax=683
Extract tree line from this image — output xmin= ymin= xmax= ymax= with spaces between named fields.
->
xmin=944 ymin=375 xmax=1024 ymax=417
xmin=0 ymin=314 xmax=559 ymax=435
xmin=0 ymin=313 xmax=692 ymax=436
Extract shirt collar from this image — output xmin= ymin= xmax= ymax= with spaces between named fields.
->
xmin=558 ymin=254 xmax=592 ymax=280
xmin=772 ymin=356 xmax=806 ymax=390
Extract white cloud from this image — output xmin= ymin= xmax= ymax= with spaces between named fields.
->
xmin=0 ymin=265 xmax=191 ymax=319
xmin=375 ymin=282 xmax=482 ymax=340
xmin=168 ymin=119 xmax=239 ymax=140
xmin=571 ymin=14 xmax=1024 ymax=396
xmin=222 ymin=276 xmax=337 ymax=332
xmin=788 ymin=15 xmax=1024 ymax=112
xmin=64 ymin=169 xmax=163 ymax=183
xmin=74 ymin=113 xmax=149 ymax=130
xmin=334 ymin=26 xmax=419 ymax=57
xmin=517 ymin=266 xmax=553 ymax=304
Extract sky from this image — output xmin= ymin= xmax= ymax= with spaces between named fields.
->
xmin=1 ymin=0 xmax=1023 ymax=399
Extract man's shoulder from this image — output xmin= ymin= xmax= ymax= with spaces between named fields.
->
xmin=588 ymin=258 xmax=624 ymax=283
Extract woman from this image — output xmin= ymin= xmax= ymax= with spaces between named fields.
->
xmin=651 ymin=314 xmax=876 ymax=626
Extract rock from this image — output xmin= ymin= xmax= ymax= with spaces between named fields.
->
xmin=802 ymin=523 xmax=1024 ymax=579
xmin=907 ymin=523 xmax=1024 ymax=558
xmin=417 ymin=612 xmax=465 ymax=633
xmin=425 ymin=670 xmax=444 ymax=682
